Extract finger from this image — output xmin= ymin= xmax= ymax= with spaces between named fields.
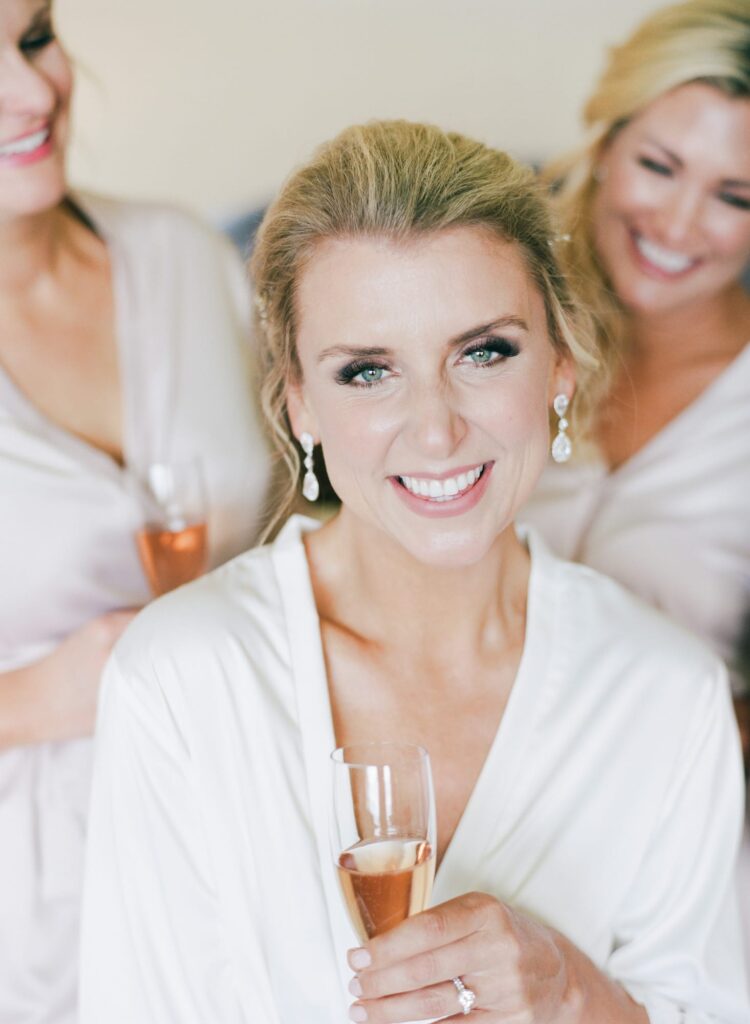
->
xmin=353 ymin=932 xmax=494 ymax=999
xmin=350 ymin=977 xmax=485 ymax=1024
xmin=348 ymin=892 xmax=498 ymax=971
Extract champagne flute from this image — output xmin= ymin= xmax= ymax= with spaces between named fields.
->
xmin=135 ymin=459 xmax=208 ymax=597
xmin=331 ymin=742 xmax=436 ymax=943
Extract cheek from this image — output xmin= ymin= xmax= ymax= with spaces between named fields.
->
xmin=314 ymin=393 xmax=402 ymax=473
xmin=45 ymin=48 xmax=74 ymax=107
xmin=598 ymin=168 xmax=655 ymax=225
xmin=709 ymin=217 xmax=750 ymax=262
xmin=472 ymin=375 xmax=551 ymax=446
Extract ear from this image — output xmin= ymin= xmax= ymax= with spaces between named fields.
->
xmin=286 ymin=377 xmax=319 ymax=444
xmin=548 ymin=351 xmax=576 ymax=407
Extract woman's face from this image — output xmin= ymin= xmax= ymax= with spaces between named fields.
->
xmin=0 ymin=0 xmax=72 ymax=221
xmin=592 ymin=82 xmax=750 ymax=318
xmin=287 ymin=227 xmax=573 ymax=569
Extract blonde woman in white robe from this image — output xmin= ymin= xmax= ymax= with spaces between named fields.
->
xmin=521 ymin=0 xmax=750 ymax=695
xmin=81 ymin=120 xmax=748 ymax=1024
xmin=518 ymin=0 xmax=750 ymax=978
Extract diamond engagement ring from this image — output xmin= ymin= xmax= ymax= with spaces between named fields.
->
xmin=451 ymin=976 xmax=476 ymax=1015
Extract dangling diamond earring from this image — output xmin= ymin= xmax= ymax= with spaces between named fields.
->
xmin=300 ymin=432 xmax=320 ymax=502
xmin=551 ymin=394 xmax=572 ymax=463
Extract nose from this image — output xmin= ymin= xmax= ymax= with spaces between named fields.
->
xmin=404 ymin=379 xmax=468 ymax=460
xmin=654 ymin=184 xmax=705 ymax=248
xmin=0 ymin=50 xmax=57 ymax=120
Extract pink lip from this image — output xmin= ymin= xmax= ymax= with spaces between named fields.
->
xmin=0 ymin=127 xmax=54 ymax=168
xmin=389 ymin=462 xmax=494 ymax=518
xmin=628 ymin=228 xmax=701 ymax=282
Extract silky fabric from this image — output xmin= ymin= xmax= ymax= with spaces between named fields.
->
xmin=0 ymin=195 xmax=270 ymax=1023
xmin=520 ymin=343 xmax=750 ymax=682
xmin=80 ymin=517 xmax=748 ymax=1024
xmin=521 ymin=342 xmax=750 ymax=967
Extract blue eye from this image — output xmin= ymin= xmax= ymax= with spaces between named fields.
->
xmin=461 ymin=338 xmax=519 ymax=367
xmin=335 ymin=360 xmax=391 ymax=387
xmin=467 ymin=348 xmax=495 ymax=365
xmin=356 ymin=366 xmax=385 ymax=384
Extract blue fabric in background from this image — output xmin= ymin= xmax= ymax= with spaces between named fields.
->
xmin=223 ymin=207 xmax=267 ymax=260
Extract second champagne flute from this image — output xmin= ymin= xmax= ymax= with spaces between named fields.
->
xmin=331 ymin=742 xmax=436 ymax=943
xmin=136 ymin=459 xmax=208 ymax=597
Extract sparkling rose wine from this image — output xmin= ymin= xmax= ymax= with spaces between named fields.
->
xmin=136 ymin=522 xmax=207 ymax=596
xmin=337 ymin=837 xmax=435 ymax=942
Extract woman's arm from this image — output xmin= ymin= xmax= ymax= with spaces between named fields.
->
xmin=0 ymin=610 xmax=136 ymax=750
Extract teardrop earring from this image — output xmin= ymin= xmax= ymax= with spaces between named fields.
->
xmin=551 ymin=394 xmax=572 ymax=464
xmin=300 ymin=432 xmax=320 ymax=502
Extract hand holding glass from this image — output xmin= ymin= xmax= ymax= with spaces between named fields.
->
xmin=330 ymin=743 xmax=436 ymax=943
xmin=136 ymin=459 xmax=208 ymax=596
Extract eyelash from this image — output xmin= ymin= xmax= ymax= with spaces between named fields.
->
xmin=719 ymin=193 xmax=750 ymax=212
xmin=638 ymin=156 xmax=750 ymax=211
xmin=334 ymin=337 xmax=520 ymax=388
xmin=20 ymin=28 xmax=56 ymax=54
xmin=637 ymin=156 xmax=672 ymax=177
xmin=462 ymin=338 xmax=520 ymax=366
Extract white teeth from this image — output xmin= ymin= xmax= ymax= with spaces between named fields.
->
xmin=398 ymin=465 xmax=485 ymax=501
xmin=635 ymin=234 xmax=694 ymax=274
xmin=0 ymin=129 xmax=49 ymax=157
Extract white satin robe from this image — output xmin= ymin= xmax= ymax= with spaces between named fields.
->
xmin=0 ymin=194 xmax=270 ymax=1023
xmin=80 ymin=517 xmax=748 ymax=1024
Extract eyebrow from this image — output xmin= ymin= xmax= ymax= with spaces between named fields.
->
xmin=27 ymin=1 xmax=52 ymax=28
xmin=643 ymin=136 xmax=750 ymax=189
xmin=317 ymin=315 xmax=529 ymax=362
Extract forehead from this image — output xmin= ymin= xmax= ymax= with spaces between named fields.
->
xmin=295 ymin=227 xmax=548 ymax=346
xmin=618 ymin=82 xmax=750 ymax=171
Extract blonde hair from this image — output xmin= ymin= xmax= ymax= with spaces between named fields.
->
xmin=547 ymin=0 xmax=750 ymax=378
xmin=251 ymin=120 xmax=601 ymax=532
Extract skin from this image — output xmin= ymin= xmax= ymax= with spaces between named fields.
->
xmin=286 ymin=228 xmax=646 ymax=1023
xmin=591 ymin=82 xmax=750 ymax=468
xmin=0 ymin=0 xmax=136 ymax=748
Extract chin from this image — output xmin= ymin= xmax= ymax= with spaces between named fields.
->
xmin=397 ymin=523 xmax=499 ymax=571
xmin=2 ymin=173 xmax=67 ymax=220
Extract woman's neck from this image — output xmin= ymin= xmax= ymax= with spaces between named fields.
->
xmin=625 ymin=283 xmax=750 ymax=371
xmin=305 ymin=508 xmax=530 ymax=670
xmin=0 ymin=205 xmax=70 ymax=297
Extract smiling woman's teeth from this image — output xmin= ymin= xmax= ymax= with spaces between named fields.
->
xmin=0 ymin=129 xmax=49 ymax=158
xmin=399 ymin=465 xmax=484 ymax=501
xmin=635 ymin=234 xmax=695 ymax=274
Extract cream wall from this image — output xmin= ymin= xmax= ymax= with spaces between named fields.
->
xmin=57 ymin=0 xmax=666 ymax=222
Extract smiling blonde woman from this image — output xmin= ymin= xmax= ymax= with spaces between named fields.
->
xmin=522 ymin=0 xmax=750 ymax=682
xmin=81 ymin=120 xmax=746 ymax=1024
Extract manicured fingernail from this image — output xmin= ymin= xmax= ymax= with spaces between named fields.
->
xmin=348 ymin=976 xmax=363 ymax=997
xmin=348 ymin=947 xmax=372 ymax=970
xmin=349 ymin=1006 xmax=368 ymax=1023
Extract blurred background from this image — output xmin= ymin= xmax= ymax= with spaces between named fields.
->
xmin=57 ymin=0 xmax=667 ymax=227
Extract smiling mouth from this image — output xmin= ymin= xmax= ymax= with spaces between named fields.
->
xmin=396 ymin=464 xmax=487 ymax=502
xmin=0 ymin=127 xmax=51 ymax=159
xmin=632 ymin=231 xmax=698 ymax=276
